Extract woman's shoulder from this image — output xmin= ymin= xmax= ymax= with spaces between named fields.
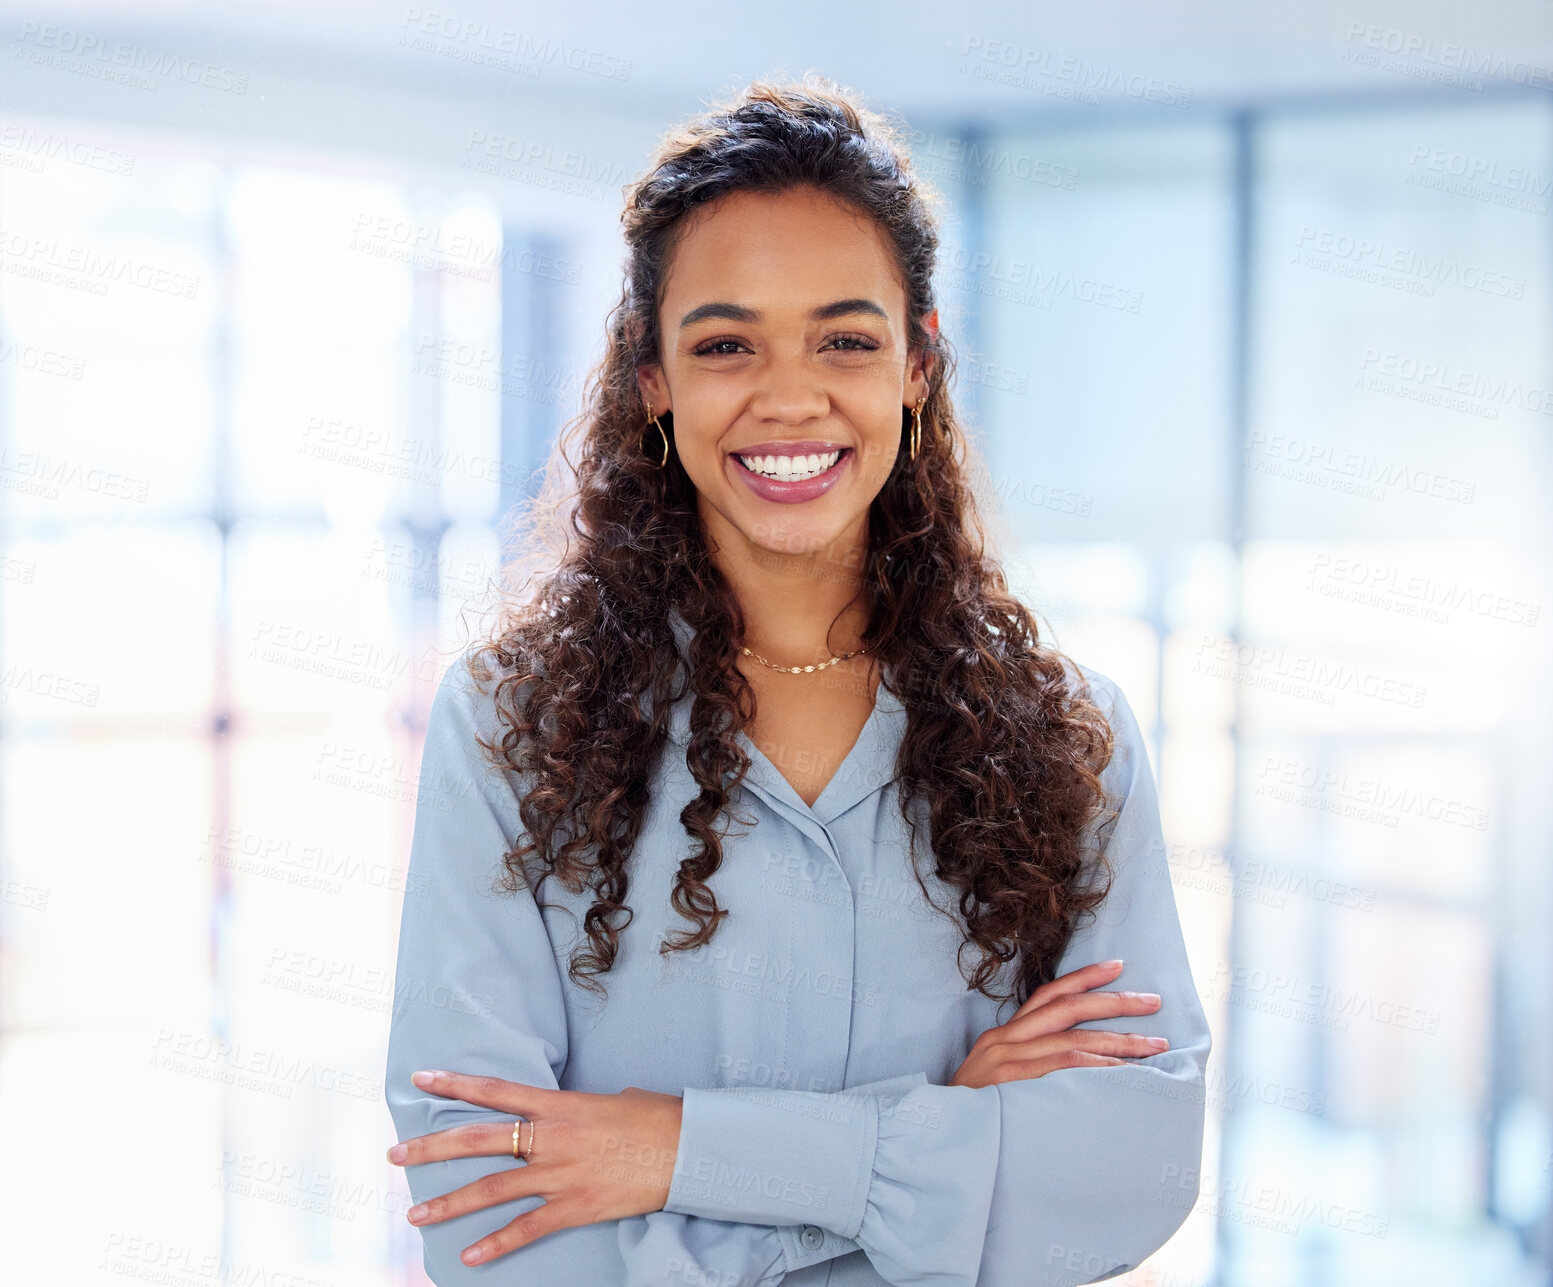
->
xmin=429 ymin=643 xmax=504 ymax=720
xmin=1048 ymin=652 xmax=1130 ymax=729
xmin=1048 ymin=653 xmax=1151 ymax=796
xmin=424 ymin=644 xmax=540 ymax=769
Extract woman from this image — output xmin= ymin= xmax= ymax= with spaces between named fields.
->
xmin=384 ymin=76 xmax=1210 ymax=1287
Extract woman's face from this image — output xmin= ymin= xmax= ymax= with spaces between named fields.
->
xmin=637 ymin=184 xmax=936 ymax=572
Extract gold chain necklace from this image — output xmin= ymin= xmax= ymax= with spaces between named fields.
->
xmin=739 ymin=642 xmax=871 ymax=675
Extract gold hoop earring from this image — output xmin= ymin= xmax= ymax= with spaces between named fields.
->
xmin=908 ymin=397 xmax=925 ymax=462
xmin=644 ymin=401 xmax=669 ymax=468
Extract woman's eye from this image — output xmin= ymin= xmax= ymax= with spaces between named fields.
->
xmin=828 ymin=334 xmax=880 ymax=352
xmin=692 ymin=338 xmax=746 ymax=356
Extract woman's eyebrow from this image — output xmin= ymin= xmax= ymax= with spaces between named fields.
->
xmin=678 ymin=298 xmax=888 ymax=329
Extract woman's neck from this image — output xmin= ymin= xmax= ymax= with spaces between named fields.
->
xmin=711 ymin=537 xmax=872 ymax=666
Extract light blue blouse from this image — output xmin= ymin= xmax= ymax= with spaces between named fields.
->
xmin=385 ymin=608 xmax=1211 ymax=1286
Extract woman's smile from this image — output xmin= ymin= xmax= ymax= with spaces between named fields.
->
xmin=727 ymin=443 xmax=855 ymax=504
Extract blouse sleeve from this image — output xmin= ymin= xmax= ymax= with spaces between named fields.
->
xmin=662 ymin=671 xmax=1213 ymax=1287
xmin=386 ymin=654 xmax=857 ymax=1287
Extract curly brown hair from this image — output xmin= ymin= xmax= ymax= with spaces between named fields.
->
xmin=461 ymin=73 xmax=1117 ymax=1011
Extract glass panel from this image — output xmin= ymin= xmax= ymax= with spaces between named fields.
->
xmin=227 ymin=167 xmax=414 ymax=518
xmin=974 ymin=124 xmax=1233 ymax=546
xmin=0 ymin=152 xmax=218 ymax=518
xmin=0 ymin=524 xmax=218 ymax=724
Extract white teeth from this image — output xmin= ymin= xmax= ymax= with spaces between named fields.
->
xmin=737 ymin=449 xmax=842 ymax=481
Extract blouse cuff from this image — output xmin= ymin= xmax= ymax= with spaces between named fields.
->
xmin=665 ymin=1071 xmax=928 ymax=1231
xmin=857 ymin=1080 xmax=1002 ymax=1285
xmin=666 ymin=1074 xmax=1002 ymax=1286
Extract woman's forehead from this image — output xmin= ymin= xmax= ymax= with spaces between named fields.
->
xmin=660 ymin=190 xmax=904 ymax=315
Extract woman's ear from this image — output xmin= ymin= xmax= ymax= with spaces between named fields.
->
xmin=907 ymin=307 xmax=939 ymax=401
xmin=636 ymin=365 xmax=672 ymax=416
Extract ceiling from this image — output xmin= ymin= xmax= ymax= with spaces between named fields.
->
xmin=1 ymin=0 xmax=1550 ymax=180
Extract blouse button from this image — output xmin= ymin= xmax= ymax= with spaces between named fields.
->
xmin=800 ymin=1225 xmax=824 ymax=1250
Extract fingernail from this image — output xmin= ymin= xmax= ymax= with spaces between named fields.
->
xmin=412 ymin=1070 xmax=440 ymax=1087
xmin=1102 ymin=959 xmax=1124 ymax=969
xmin=1147 ymin=1036 xmax=1169 ymax=1048
xmin=463 ymin=1247 xmax=485 ymax=1265
xmin=387 ymin=1143 xmax=407 ymax=1164
xmin=408 ymin=1204 xmax=427 ymax=1223
xmin=1141 ymin=993 xmax=1161 ymax=1004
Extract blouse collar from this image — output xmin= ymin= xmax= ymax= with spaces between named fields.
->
xmin=661 ymin=606 xmax=906 ymax=825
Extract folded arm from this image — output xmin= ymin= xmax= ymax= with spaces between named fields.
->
xmin=384 ymin=655 xmax=855 ymax=1286
xmin=385 ymin=654 xmax=586 ymax=1282
xmin=660 ymin=673 xmax=1213 ymax=1287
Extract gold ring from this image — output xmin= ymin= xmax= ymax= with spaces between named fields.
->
xmin=511 ymin=1117 xmax=535 ymax=1161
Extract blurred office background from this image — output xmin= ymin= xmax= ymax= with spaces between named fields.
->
xmin=0 ymin=1 xmax=1549 ymax=1284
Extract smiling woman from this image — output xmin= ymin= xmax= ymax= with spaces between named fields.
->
xmin=384 ymin=73 xmax=1210 ymax=1287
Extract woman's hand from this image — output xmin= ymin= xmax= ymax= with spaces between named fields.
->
xmin=949 ymin=959 xmax=1167 ymax=1088
xmin=386 ymin=1070 xmax=684 ymax=1267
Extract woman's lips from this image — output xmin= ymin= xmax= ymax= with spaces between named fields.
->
xmin=730 ymin=447 xmax=853 ymax=504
